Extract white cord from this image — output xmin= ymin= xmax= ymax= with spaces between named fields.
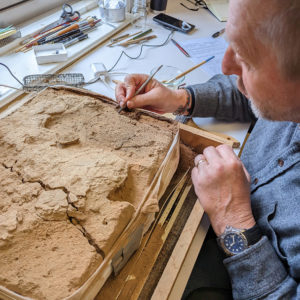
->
xmin=0 ymin=84 xmax=23 ymax=91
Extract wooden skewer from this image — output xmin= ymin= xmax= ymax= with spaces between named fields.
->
xmin=107 ymin=31 xmax=142 ymax=47
xmin=112 ymin=79 xmax=122 ymax=85
xmin=162 ymin=55 xmax=215 ymax=84
xmin=119 ymin=35 xmax=157 ymax=47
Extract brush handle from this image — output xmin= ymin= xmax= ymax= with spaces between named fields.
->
xmin=165 ymin=56 xmax=215 ymax=84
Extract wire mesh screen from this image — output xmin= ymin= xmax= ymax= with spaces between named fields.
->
xmin=23 ymin=73 xmax=85 ymax=92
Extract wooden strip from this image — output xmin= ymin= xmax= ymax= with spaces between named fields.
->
xmin=185 ymin=119 xmax=240 ymax=148
xmin=114 ymin=180 xmax=189 ymax=299
xmin=158 ymin=172 xmax=188 ymax=226
xmin=151 ymin=201 xmax=208 ymax=300
xmin=168 ymin=214 xmax=210 ymax=300
xmin=179 ymin=122 xmax=225 ymax=152
xmin=162 ymin=183 xmax=192 ymax=240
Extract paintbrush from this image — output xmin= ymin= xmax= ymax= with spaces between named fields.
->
xmin=162 ymin=56 xmax=215 ymax=84
xmin=118 ymin=64 xmax=163 ymax=113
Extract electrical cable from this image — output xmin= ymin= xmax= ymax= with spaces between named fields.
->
xmin=0 ymin=29 xmax=174 ymax=91
xmin=0 ymin=62 xmax=24 ymax=87
xmin=107 ymin=29 xmax=174 ymax=73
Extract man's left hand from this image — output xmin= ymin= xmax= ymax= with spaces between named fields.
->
xmin=191 ymin=144 xmax=256 ymax=236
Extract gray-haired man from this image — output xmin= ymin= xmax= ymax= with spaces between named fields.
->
xmin=116 ymin=0 xmax=300 ymax=298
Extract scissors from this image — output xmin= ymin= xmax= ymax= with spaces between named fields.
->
xmin=40 ymin=4 xmax=80 ymax=34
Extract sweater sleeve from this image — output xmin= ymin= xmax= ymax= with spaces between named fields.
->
xmin=186 ymin=74 xmax=257 ymax=122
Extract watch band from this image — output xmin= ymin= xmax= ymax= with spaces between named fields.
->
xmin=243 ymin=224 xmax=262 ymax=246
xmin=217 ymin=224 xmax=263 ymax=257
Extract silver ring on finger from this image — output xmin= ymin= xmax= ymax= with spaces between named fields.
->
xmin=196 ymin=159 xmax=207 ymax=169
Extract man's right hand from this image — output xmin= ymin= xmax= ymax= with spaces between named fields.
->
xmin=115 ymin=74 xmax=189 ymax=114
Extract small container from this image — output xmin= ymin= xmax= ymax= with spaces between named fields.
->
xmin=33 ymin=43 xmax=68 ymax=64
xmin=150 ymin=65 xmax=185 ymax=89
xmin=131 ymin=0 xmax=147 ymax=28
xmin=150 ymin=0 xmax=168 ymax=13
xmin=99 ymin=0 xmax=126 ymax=23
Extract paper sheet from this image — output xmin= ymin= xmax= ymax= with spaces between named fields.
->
xmin=205 ymin=0 xmax=229 ymax=22
xmin=181 ymin=37 xmax=228 ymax=76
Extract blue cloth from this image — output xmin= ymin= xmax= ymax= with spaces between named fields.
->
xmin=187 ymin=74 xmax=300 ymax=299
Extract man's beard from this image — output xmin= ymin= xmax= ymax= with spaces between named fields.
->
xmin=237 ymin=77 xmax=264 ymax=119
xmin=249 ymin=100 xmax=263 ymax=119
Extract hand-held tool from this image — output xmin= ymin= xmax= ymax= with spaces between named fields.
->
xmin=118 ymin=64 xmax=163 ymax=113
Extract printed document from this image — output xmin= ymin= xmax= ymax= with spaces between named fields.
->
xmin=181 ymin=37 xmax=228 ymax=75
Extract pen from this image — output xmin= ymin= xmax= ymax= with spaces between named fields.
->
xmin=59 ymin=32 xmax=85 ymax=44
xmin=64 ymin=34 xmax=88 ymax=47
xmin=212 ymin=28 xmax=225 ymax=38
xmin=118 ymin=64 xmax=163 ymax=113
xmin=170 ymin=38 xmax=190 ymax=57
xmin=38 ymin=29 xmax=81 ymax=44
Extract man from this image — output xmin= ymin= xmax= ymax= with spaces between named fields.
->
xmin=116 ymin=0 xmax=300 ymax=299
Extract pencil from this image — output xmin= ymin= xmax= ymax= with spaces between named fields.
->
xmin=170 ymin=38 xmax=190 ymax=57
xmin=118 ymin=65 xmax=163 ymax=113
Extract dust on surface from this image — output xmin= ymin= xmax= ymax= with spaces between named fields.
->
xmin=178 ymin=143 xmax=199 ymax=175
xmin=0 ymin=88 xmax=177 ymax=299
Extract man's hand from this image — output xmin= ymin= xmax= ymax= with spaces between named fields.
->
xmin=191 ymin=144 xmax=256 ymax=236
xmin=115 ymin=74 xmax=188 ymax=114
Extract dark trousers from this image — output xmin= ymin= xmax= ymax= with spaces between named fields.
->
xmin=182 ymin=227 xmax=233 ymax=300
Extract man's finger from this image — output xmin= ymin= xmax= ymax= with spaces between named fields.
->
xmin=216 ymin=144 xmax=251 ymax=182
xmin=127 ymin=92 xmax=156 ymax=109
xmin=203 ymin=146 xmax=222 ymax=164
xmin=216 ymin=144 xmax=237 ymax=160
xmin=115 ymin=82 xmax=126 ymax=104
xmin=124 ymin=74 xmax=148 ymax=101
xmin=191 ymin=166 xmax=201 ymax=185
xmin=194 ymin=154 xmax=208 ymax=170
xmin=242 ymin=164 xmax=251 ymax=182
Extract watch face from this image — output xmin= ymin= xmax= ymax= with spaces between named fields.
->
xmin=224 ymin=233 xmax=247 ymax=255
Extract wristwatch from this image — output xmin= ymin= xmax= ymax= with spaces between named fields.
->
xmin=217 ymin=224 xmax=262 ymax=257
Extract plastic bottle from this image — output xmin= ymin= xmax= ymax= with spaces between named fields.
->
xmin=131 ymin=0 xmax=147 ymax=28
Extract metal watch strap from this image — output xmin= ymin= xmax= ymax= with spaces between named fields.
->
xmin=243 ymin=224 xmax=262 ymax=246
